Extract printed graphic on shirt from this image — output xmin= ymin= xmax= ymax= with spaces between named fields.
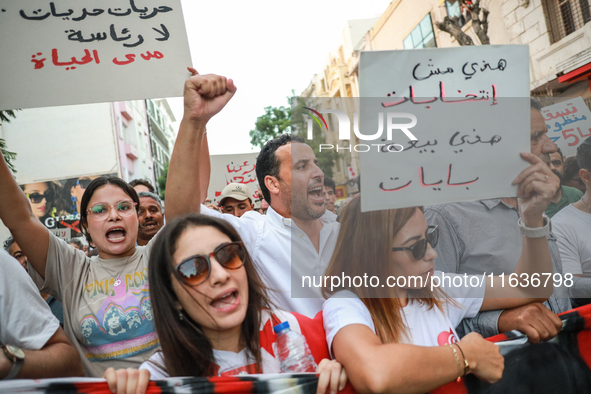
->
xmin=215 ymin=363 xmax=261 ymax=376
xmin=437 ymin=328 xmax=458 ymax=346
xmin=80 ymin=268 xmax=158 ymax=361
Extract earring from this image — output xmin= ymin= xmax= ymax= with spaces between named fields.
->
xmin=178 ymin=310 xmax=184 ymax=321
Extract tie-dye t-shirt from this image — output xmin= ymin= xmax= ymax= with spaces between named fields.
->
xmin=29 ymin=233 xmax=159 ymax=377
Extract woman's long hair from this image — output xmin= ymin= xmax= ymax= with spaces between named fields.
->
xmin=148 ymin=214 xmax=273 ymax=377
xmin=322 ymin=196 xmax=445 ymax=344
xmin=20 ymin=181 xmax=69 ymax=220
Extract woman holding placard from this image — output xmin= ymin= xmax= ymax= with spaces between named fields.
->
xmin=322 ymin=166 xmax=560 ymax=393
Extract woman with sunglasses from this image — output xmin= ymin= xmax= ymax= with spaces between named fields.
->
xmin=0 ymin=72 xmax=240 ymax=377
xmin=321 ymin=192 xmax=556 ymax=393
xmin=21 ymin=182 xmax=54 ymax=220
xmin=102 ymin=214 xmax=348 ymax=394
xmin=20 ymin=181 xmax=69 ymax=225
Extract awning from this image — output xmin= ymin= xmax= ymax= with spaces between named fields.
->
xmin=558 ymin=61 xmax=591 ymax=84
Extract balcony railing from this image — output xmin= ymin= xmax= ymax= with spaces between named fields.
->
xmin=545 ymin=0 xmax=591 ymax=43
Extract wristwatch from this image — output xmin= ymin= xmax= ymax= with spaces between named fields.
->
xmin=517 ymin=214 xmax=551 ymax=238
xmin=2 ymin=345 xmax=25 ymax=379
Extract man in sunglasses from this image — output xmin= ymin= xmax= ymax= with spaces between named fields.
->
xmin=69 ymin=176 xmax=99 ymax=216
xmin=166 ymin=71 xmax=339 ymax=318
xmin=425 ymin=99 xmax=571 ymax=343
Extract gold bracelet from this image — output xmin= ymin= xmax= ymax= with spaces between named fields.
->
xmin=455 ymin=343 xmax=470 ymax=376
xmin=448 ymin=344 xmax=462 ymax=382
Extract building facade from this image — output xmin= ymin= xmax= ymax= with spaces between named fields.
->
xmin=361 ymin=0 xmax=591 ymax=98
xmin=0 ymin=99 xmax=176 ymax=241
xmin=1 ymin=99 xmax=176 ymax=187
xmin=113 ymin=100 xmax=157 ymax=184
xmin=146 ymin=98 xmax=176 ymax=190
xmin=302 ymin=0 xmax=591 ymax=201
xmin=301 ymin=18 xmax=379 ymax=197
xmin=502 ymin=0 xmax=591 ymax=98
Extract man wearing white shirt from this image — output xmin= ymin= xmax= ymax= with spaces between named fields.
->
xmin=166 ymin=72 xmax=339 ymax=317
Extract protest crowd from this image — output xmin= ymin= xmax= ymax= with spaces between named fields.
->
xmin=1 ymin=69 xmax=591 ymax=394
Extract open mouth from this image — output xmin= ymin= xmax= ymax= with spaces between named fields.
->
xmin=105 ymin=227 xmax=127 ymax=243
xmin=210 ymin=290 xmax=239 ymax=311
xmin=141 ymin=220 xmax=157 ymax=229
xmin=307 ymin=185 xmax=324 ymax=204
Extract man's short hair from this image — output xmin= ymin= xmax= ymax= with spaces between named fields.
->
xmin=324 ymin=177 xmax=336 ymax=193
xmin=554 ymin=147 xmax=564 ymax=161
xmin=530 ymin=97 xmax=542 ymax=111
xmin=564 ymin=156 xmax=581 ymax=181
xmin=3 ymin=236 xmax=14 ymax=252
xmin=255 ymin=134 xmax=305 ymax=204
xmin=577 ymin=136 xmax=591 ymax=171
xmin=138 ymin=191 xmax=164 ymax=212
xmin=129 ymin=179 xmax=155 ymax=193
xmin=66 ymin=238 xmax=84 ymax=248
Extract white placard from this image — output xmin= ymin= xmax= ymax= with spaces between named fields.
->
xmin=542 ymin=97 xmax=591 ymax=157
xmin=358 ymin=46 xmax=531 ymax=212
xmin=207 ymin=153 xmax=261 ymax=205
xmin=0 ymin=0 xmax=192 ymax=110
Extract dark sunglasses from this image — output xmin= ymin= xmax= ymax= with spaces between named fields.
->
xmin=26 ymin=191 xmax=54 ymax=204
xmin=392 ymin=225 xmax=439 ymax=261
xmin=77 ymin=178 xmax=92 ymax=189
xmin=175 ymin=242 xmax=246 ymax=286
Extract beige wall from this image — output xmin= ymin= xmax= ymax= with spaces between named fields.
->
xmin=356 ymin=0 xmax=591 ymax=104
xmin=301 ymin=19 xmax=378 ymax=190
xmin=369 ymin=0 xmax=510 ymax=51
xmin=369 ymin=0 xmax=591 ymax=95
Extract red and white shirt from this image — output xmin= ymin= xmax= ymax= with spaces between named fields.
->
xmin=322 ymin=272 xmax=485 ymax=353
xmin=141 ymin=309 xmax=330 ymax=378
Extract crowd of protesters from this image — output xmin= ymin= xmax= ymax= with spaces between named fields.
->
xmin=1 ymin=70 xmax=590 ymax=394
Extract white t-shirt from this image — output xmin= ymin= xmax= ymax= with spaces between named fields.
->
xmin=552 ymin=204 xmax=591 ymax=276
xmin=0 ymin=250 xmax=59 ymax=349
xmin=140 ymin=309 xmax=330 ymax=378
xmin=322 ymin=272 xmax=484 ymax=355
xmin=142 ymin=345 xmax=276 ymax=378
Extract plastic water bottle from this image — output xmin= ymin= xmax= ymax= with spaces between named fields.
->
xmin=274 ymin=321 xmax=318 ymax=373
